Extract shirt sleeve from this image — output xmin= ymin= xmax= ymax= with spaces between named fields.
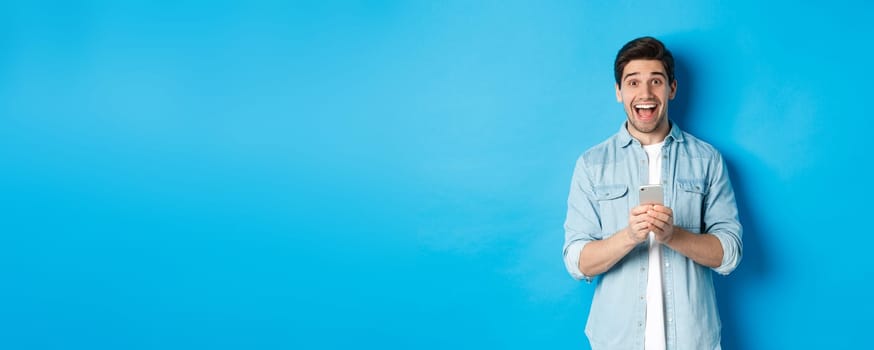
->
xmin=563 ymin=156 xmax=602 ymax=281
xmin=705 ymin=152 xmax=744 ymax=275
xmin=563 ymin=240 xmax=588 ymax=280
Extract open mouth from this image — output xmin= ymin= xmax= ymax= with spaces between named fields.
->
xmin=633 ymin=103 xmax=658 ymax=120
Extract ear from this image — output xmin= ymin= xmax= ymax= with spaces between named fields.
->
xmin=669 ymin=79 xmax=677 ymax=100
xmin=615 ymin=83 xmax=622 ymax=103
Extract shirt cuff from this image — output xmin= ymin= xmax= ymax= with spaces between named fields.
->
xmin=564 ymin=240 xmax=592 ymax=282
xmin=709 ymin=231 xmax=741 ymax=275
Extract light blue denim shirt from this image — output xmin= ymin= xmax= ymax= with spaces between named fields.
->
xmin=563 ymin=121 xmax=742 ymax=350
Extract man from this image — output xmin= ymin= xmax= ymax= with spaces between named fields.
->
xmin=562 ymin=36 xmax=742 ymax=349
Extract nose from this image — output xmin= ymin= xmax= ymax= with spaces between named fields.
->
xmin=643 ymin=83 xmax=655 ymax=97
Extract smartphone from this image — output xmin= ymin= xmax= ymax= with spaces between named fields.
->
xmin=639 ymin=184 xmax=663 ymax=205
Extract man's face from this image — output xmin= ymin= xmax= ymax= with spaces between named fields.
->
xmin=615 ymin=59 xmax=677 ymax=139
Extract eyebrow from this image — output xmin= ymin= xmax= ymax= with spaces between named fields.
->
xmin=623 ymin=71 xmax=667 ymax=81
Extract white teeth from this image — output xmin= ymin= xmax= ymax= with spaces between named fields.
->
xmin=634 ymin=104 xmax=656 ymax=109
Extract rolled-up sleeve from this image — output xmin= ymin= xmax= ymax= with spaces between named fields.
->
xmin=563 ymin=240 xmax=588 ymax=280
xmin=705 ymin=153 xmax=743 ymax=275
xmin=563 ymin=156 xmax=602 ymax=281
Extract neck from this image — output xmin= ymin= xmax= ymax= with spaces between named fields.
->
xmin=628 ymin=120 xmax=670 ymax=146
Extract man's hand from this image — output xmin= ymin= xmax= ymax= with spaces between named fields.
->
xmin=627 ymin=205 xmax=653 ymax=243
xmin=647 ymin=205 xmax=675 ymax=244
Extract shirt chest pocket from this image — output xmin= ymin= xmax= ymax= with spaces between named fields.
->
xmin=593 ymin=184 xmax=629 ymax=236
xmin=675 ymin=179 xmax=707 ymax=233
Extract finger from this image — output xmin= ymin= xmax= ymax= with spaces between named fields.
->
xmin=650 ymin=216 xmax=672 ymax=232
xmin=635 ymin=222 xmax=652 ymax=235
xmin=628 ymin=225 xmax=647 ymax=242
xmin=650 ymin=225 xmax=671 ymax=241
xmin=633 ymin=212 xmax=653 ymax=223
xmin=652 ymin=205 xmax=673 ymax=216
xmin=646 ymin=224 xmax=661 ymax=237
xmin=631 ymin=205 xmax=652 ymax=215
xmin=647 ymin=210 xmax=672 ymax=223
xmin=632 ymin=221 xmax=648 ymax=233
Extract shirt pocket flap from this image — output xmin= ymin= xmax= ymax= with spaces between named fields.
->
xmin=593 ymin=184 xmax=628 ymax=200
xmin=677 ymin=179 xmax=708 ymax=195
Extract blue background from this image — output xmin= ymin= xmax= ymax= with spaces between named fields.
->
xmin=1 ymin=1 xmax=869 ymax=349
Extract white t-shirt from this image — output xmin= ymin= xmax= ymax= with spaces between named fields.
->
xmin=643 ymin=142 xmax=666 ymax=350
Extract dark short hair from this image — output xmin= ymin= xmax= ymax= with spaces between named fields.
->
xmin=614 ymin=36 xmax=675 ymax=87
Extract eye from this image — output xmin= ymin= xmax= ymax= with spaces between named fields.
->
xmin=651 ymin=79 xmax=662 ymax=85
xmin=627 ymin=80 xmax=638 ymax=87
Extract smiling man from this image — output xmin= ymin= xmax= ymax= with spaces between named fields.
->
xmin=562 ymin=37 xmax=743 ymax=349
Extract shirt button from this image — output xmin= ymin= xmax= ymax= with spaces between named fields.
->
xmin=665 ymin=262 xmax=670 ymax=267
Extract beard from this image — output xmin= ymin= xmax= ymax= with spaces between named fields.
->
xmin=627 ymin=115 xmax=662 ymax=134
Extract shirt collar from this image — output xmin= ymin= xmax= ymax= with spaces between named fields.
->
xmin=617 ymin=120 xmax=685 ymax=148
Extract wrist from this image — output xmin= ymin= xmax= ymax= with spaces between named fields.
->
xmin=664 ymin=227 xmax=684 ymax=247
xmin=623 ymin=227 xmax=645 ymax=246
